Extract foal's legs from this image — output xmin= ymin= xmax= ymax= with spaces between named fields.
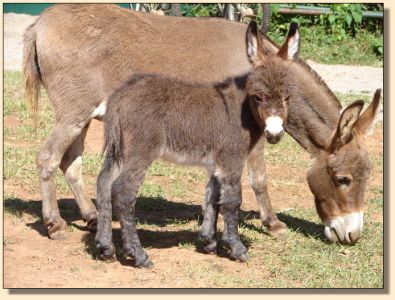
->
xmin=199 ymin=137 xmax=287 ymax=244
xmin=95 ymin=157 xmax=121 ymax=260
xmin=111 ymin=159 xmax=154 ymax=268
xmin=37 ymin=121 xmax=89 ymax=239
xmin=199 ymin=175 xmax=220 ymax=253
xmin=217 ymin=171 xmax=248 ymax=262
xmin=59 ymin=123 xmax=98 ymax=231
xmin=246 ymin=137 xmax=287 ymax=236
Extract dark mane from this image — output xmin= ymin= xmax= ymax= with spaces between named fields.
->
xmin=122 ymin=72 xmax=250 ymax=92
xmin=295 ymin=58 xmax=342 ymax=110
xmin=260 ymin=32 xmax=342 ymax=110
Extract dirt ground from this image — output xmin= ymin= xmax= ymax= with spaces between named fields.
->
xmin=3 ymin=12 xmax=384 ymax=288
xmin=3 ymin=121 xmax=383 ymax=288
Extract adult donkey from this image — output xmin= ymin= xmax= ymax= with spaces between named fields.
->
xmin=23 ymin=4 xmax=356 ymax=242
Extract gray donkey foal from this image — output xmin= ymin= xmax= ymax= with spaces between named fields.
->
xmin=96 ymin=22 xmax=299 ymax=267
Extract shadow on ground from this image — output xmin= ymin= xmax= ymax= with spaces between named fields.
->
xmin=4 ymin=195 xmax=327 ymax=260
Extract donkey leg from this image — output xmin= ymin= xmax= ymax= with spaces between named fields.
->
xmin=38 ymin=122 xmax=88 ymax=240
xmin=59 ymin=123 xmax=97 ymax=231
xmin=112 ymin=161 xmax=153 ymax=268
xmin=247 ymin=137 xmax=288 ymax=237
xmin=95 ymin=157 xmax=121 ymax=261
xmin=217 ymin=173 xmax=248 ymax=262
xmin=199 ymin=175 xmax=220 ymax=254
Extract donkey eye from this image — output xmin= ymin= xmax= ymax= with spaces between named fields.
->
xmin=284 ymin=95 xmax=291 ymax=102
xmin=334 ymin=176 xmax=352 ymax=186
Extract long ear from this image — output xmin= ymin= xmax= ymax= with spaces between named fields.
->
xmin=355 ymin=89 xmax=382 ymax=135
xmin=246 ymin=20 xmax=265 ymax=66
xmin=277 ymin=22 xmax=300 ymax=61
xmin=330 ymin=100 xmax=365 ymax=151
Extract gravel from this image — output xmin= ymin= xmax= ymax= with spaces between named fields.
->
xmin=4 ymin=13 xmax=383 ymax=94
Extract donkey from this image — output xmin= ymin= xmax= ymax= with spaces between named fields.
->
xmin=23 ymin=4 xmax=351 ymax=241
xmin=199 ymin=22 xmax=382 ymax=246
xmin=95 ymin=21 xmax=300 ymax=267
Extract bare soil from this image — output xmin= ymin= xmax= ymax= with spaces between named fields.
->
xmin=3 ymin=118 xmax=383 ymax=288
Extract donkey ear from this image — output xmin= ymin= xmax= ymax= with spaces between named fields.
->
xmin=355 ymin=89 xmax=382 ymax=136
xmin=330 ymin=100 xmax=364 ymax=150
xmin=277 ymin=22 xmax=300 ymax=61
xmin=246 ymin=20 xmax=265 ymax=66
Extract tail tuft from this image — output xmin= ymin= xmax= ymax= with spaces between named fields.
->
xmin=103 ymin=112 xmax=123 ymax=166
xmin=22 ymin=23 xmax=41 ymax=128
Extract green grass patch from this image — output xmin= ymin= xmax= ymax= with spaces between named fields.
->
xmin=336 ymin=92 xmax=375 ymax=106
xmin=269 ymin=26 xmax=383 ymax=67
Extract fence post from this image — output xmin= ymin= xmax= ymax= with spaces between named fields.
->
xmin=223 ymin=4 xmax=235 ymax=20
xmin=261 ymin=4 xmax=271 ymax=34
xmin=171 ymin=4 xmax=182 ymax=17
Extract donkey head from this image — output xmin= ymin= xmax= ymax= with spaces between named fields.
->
xmin=245 ymin=21 xmax=300 ymax=144
xmin=307 ymin=90 xmax=381 ymax=244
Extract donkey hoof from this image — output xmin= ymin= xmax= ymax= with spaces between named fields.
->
xmin=49 ymin=230 xmax=68 ymax=240
xmin=100 ymin=253 xmax=117 ymax=262
xmin=268 ymin=221 xmax=288 ymax=240
xmin=202 ymin=241 xmax=217 ymax=254
xmin=46 ymin=218 xmax=68 ymax=240
xmin=97 ymin=243 xmax=116 ymax=261
xmin=233 ymin=252 xmax=250 ymax=263
xmin=227 ymin=243 xmax=249 ymax=262
xmin=198 ymin=233 xmax=217 ymax=254
xmin=134 ymin=257 xmax=154 ymax=269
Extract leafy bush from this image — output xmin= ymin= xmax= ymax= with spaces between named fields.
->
xmin=152 ymin=4 xmax=383 ymax=65
xmin=320 ymin=4 xmax=363 ymax=40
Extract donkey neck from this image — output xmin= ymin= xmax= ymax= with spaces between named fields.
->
xmin=285 ymin=63 xmax=341 ymax=155
xmin=213 ymin=73 xmax=264 ymax=150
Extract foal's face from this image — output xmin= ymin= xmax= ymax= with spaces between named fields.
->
xmin=247 ymin=57 xmax=291 ymax=144
xmin=246 ymin=21 xmax=299 ymax=144
xmin=307 ymin=91 xmax=381 ymax=244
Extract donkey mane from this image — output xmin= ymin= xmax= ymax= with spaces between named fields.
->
xmin=284 ymin=62 xmax=341 ymax=153
xmin=119 ymin=72 xmax=250 ymax=92
xmin=260 ymin=33 xmax=342 ymax=110
xmin=294 ymin=57 xmax=342 ymax=110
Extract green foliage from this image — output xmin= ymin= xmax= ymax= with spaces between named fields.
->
xmin=182 ymin=3 xmax=221 ymax=17
xmin=267 ymin=24 xmax=383 ymax=67
xmin=373 ymin=39 xmax=384 ymax=56
xmin=320 ymin=4 xmax=363 ymax=40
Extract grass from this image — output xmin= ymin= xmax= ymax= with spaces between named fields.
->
xmin=3 ymin=71 xmax=383 ymax=288
xmin=268 ymin=25 xmax=383 ymax=67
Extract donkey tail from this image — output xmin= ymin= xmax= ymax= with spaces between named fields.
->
xmin=103 ymin=112 xmax=123 ymax=166
xmin=22 ymin=23 xmax=42 ymax=127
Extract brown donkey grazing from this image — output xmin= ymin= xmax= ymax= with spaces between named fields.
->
xmin=23 ymin=4 xmax=335 ymax=240
xmin=96 ymin=21 xmax=299 ymax=267
xmin=200 ymin=29 xmax=382 ymax=245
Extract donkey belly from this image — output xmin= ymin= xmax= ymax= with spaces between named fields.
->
xmin=159 ymin=145 xmax=216 ymax=170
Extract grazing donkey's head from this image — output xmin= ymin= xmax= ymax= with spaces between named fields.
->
xmin=245 ymin=21 xmax=300 ymax=144
xmin=307 ymin=90 xmax=381 ymax=244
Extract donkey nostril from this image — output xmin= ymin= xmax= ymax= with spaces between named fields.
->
xmin=331 ymin=227 xmax=341 ymax=242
